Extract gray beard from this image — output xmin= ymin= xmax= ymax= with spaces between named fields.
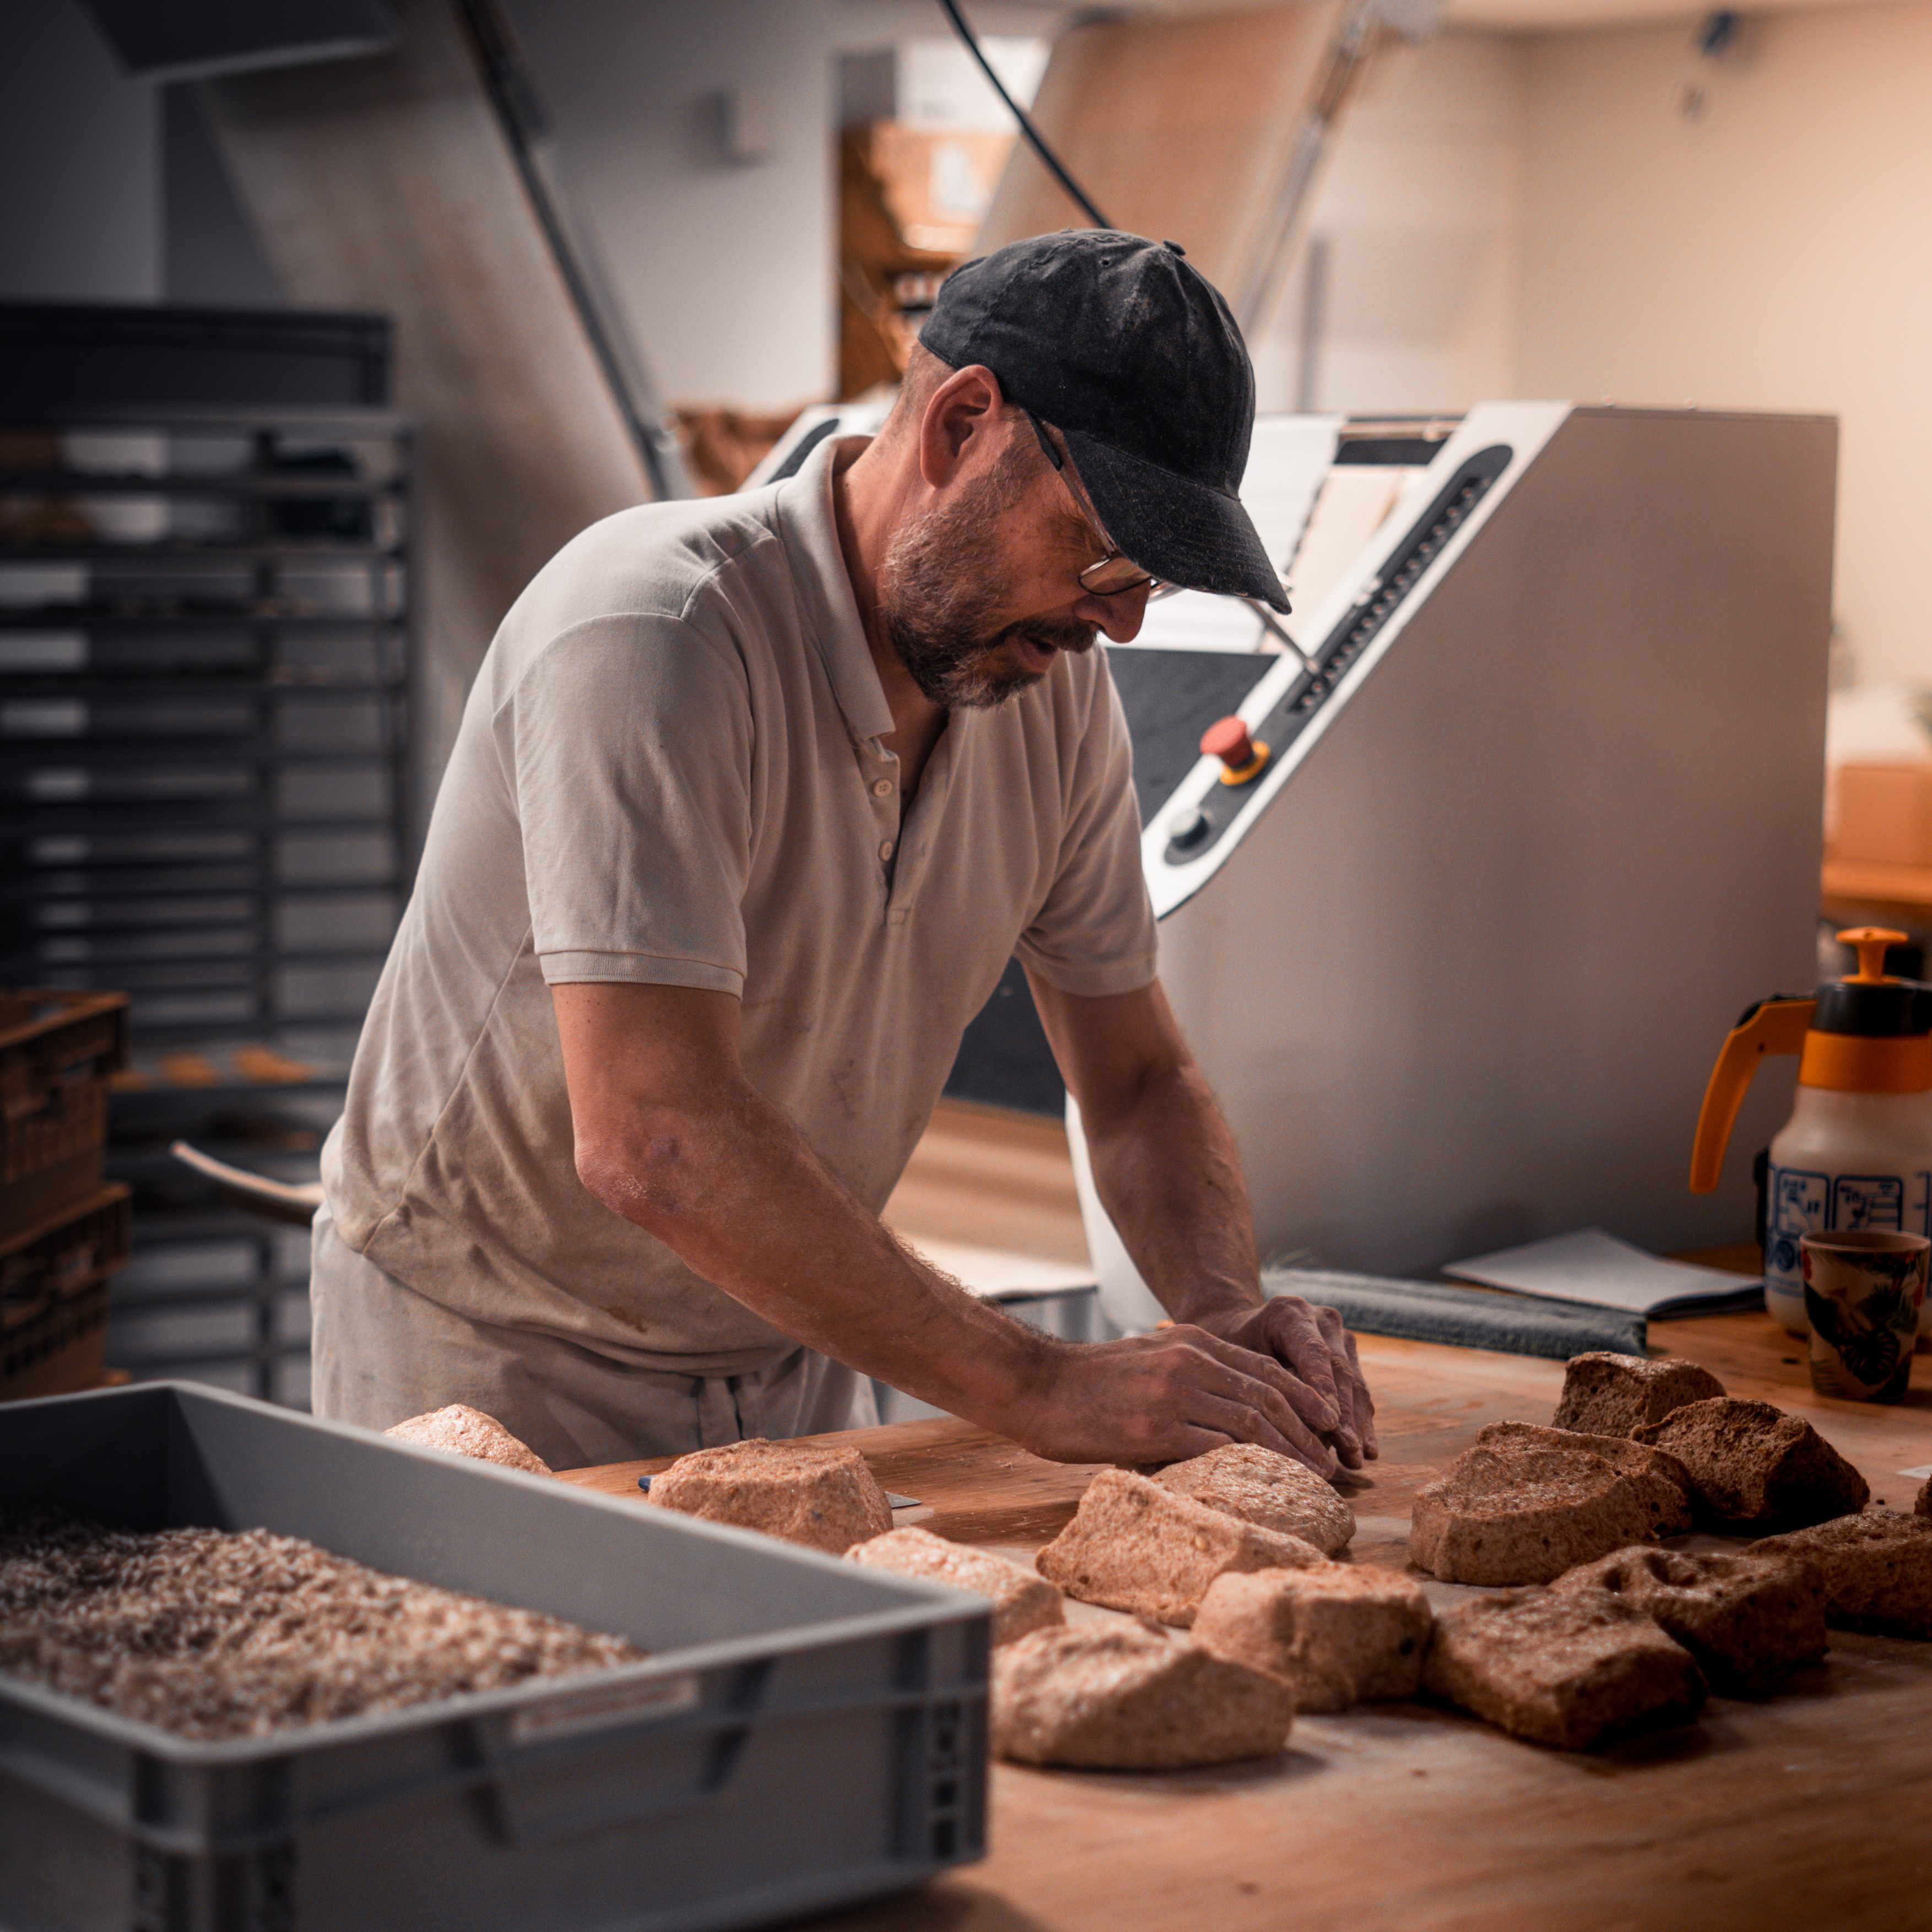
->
xmin=876 ymin=460 xmax=1097 ymax=710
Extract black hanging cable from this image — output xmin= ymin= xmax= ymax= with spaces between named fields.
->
xmin=935 ymin=0 xmax=1112 ymax=231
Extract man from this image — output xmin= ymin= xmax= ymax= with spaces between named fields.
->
xmin=311 ymin=230 xmax=1377 ymax=1476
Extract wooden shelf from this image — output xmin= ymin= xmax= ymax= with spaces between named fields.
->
xmin=1822 ymin=856 xmax=1932 ymax=916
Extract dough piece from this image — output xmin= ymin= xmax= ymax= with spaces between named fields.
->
xmin=1036 ymin=1468 xmax=1325 ymax=1626
xmin=1554 ymin=1545 xmax=1826 ymax=1693
xmin=991 ymin=1621 xmax=1294 ymax=1769
xmin=383 ymin=1404 xmax=552 ymax=1476
xmin=1552 ymin=1353 xmax=1727 ymax=1437
xmin=1475 ymin=1423 xmax=1695 ymax=1536
xmin=1408 ymin=1431 xmax=1669 ymax=1586
xmin=845 ymin=1527 xmax=1064 ymax=1646
xmin=1152 ymin=1443 xmax=1355 ymax=1555
xmin=1192 ymin=1563 xmax=1432 ymax=1711
xmin=1753 ymin=1508 xmax=1932 ymax=1637
xmin=649 ymin=1438 xmax=892 ymax=1554
xmin=1423 ymin=1586 xmax=1707 ymax=1750
xmin=1633 ymin=1399 xmax=1869 ymax=1531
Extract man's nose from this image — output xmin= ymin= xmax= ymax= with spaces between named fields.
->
xmin=1077 ymin=583 xmax=1150 ymax=643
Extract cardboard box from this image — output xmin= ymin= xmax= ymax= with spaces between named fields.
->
xmin=858 ymin=124 xmax=1014 ymax=255
xmin=1831 ymin=762 xmax=1932 ymax=867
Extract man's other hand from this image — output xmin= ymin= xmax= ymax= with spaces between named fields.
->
xmin=1026 ymin=975 xmax=1376 ymax=1474
xmin=1192 ymin=1296 xmax=1378 ymax=1470
xmin=1018 ymin=1324 xmax=1346 ymax=1476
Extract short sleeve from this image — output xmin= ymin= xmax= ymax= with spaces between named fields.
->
xmin=497 ymin=617 xmax=754 ymax=993
xmin=1014 ymin=664 xmax=1159 ymax=997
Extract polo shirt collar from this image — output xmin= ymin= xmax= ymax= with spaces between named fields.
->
xmin=774 ymin=435 xmax=895 ymax=745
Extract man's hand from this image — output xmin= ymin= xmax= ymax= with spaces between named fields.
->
xmin=1028 ymin=972 xmax=1379 ymax=1476
xmin=552 ymin=982 xmax=1328 ymax=1466
xmin=1191 ymin=1296 xmax=1378 ymax=1470
xmin=1015 ymin=1324 xmax=1345 ymax=1475
xmin=554 ymin=978 xmax=1374 ymax=1474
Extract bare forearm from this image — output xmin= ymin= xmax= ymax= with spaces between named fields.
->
xmin=1078 ymin=1033 xmax=1376 ymax=1466
xmin=553 ymin=979 xmax=1346 ymax=1470
xmin=1084 ymin=1059 xmax=1264 ymax=1325
xmin=575 ymin=1076 xmax=1052 ymax=1431
xmin=1027 ymin=973 xmax=1376 ymax=1467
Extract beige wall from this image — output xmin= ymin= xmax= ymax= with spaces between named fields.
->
xmin=1253 ymin=29 xmax=1528 ymax=415
xmin=1515 ymin=0 xmax=1932 ymax=686
xmin=506 ymin=0 xmax=1059 ymax=412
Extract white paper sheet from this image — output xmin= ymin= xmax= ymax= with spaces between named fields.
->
xmin=1133 ymin=413 xmax=1340 ymax=656
xmin=1443 ymin=1227 xmax=1765 ymax=1317
xmin=1130 ymin=588 xmax=1269 ymax=653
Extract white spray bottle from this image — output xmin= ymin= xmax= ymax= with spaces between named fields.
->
xmin=1691 ymin=926 xmax=1932 ymax=1338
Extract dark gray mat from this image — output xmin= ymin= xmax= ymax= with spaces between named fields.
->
xmin=1265 ymin=1268 xmax=1647 ymax=1362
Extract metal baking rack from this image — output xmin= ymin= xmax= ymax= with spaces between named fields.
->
xmin=0 ymin=403 xmax=418 ymax=1404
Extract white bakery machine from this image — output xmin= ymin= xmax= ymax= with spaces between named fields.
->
xmin=755 ymin=404 xmax=1839 ymax=1334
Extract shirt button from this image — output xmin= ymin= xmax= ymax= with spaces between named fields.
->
xmin=879 ymin=840 xmax=894 ymax=862
xmin=872 ymin=778 xmax=894 ymax=797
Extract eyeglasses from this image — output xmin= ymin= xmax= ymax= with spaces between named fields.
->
xmin=1025 ymin=411 xmax=1175 ymax=600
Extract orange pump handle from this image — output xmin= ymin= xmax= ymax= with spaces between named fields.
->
xmin=1689 ymin=997 xmax=1814 ymax=1193
xmin=1838 ymin=925 xmax=1903 ymax=985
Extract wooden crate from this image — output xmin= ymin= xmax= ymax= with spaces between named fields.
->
xmin=0 ymin=1183 xmax=131 ymax=1403
xmin=0 ymin=989 xmax=128 ymax=1240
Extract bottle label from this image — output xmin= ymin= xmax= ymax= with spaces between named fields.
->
xmin=1766 ymin=1165 xmax=1932 ymax=1289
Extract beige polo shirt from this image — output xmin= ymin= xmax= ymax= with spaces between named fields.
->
xmin=321 ymin=435 xmax=1158 ymax=1377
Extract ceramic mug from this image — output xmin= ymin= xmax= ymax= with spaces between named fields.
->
xmin=1800 ymin=1229 xmax=1929 ymax=1403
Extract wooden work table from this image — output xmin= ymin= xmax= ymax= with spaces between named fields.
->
xmin=560 ymin=1314 xmax=1932 ymax=1932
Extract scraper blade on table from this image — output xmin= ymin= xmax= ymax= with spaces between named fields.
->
xmin=1264 ymin=1267 xmax=1650 ymax=1360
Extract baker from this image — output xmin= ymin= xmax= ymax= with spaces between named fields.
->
xmin=311 ymin=231 xmax=1378 ymax=1476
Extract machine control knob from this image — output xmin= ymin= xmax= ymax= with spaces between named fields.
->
xmin=1201 ymin=715 xmax=1270 ymax=786
xmin=1167 ymin=805 xmax=1209 ymax=849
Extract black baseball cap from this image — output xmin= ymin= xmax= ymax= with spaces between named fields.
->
xmin=919 ymin=230 xmax=1287 ymax=612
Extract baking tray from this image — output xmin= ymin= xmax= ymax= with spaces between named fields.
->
xmin=0 ymin=1382 xmax=989 ymax=1932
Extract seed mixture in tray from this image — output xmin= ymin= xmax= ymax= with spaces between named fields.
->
xmin=0 ymin=1503 xmax=647 ymax=1740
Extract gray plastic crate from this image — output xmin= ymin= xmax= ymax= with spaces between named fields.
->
xmin=0 ymin=1382 xmax=989 ymax=1932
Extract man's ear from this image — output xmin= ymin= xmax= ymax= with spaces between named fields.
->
xmin=918 ymin=362 xmax=1004 ymax=489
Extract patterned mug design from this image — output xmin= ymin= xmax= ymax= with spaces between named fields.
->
xmin=1800 ymin=1231 xmax=1929 ymax=1404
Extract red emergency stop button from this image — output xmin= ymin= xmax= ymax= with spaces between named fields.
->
xmin=1201 ymin=715 xmax=1269 ymax=785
